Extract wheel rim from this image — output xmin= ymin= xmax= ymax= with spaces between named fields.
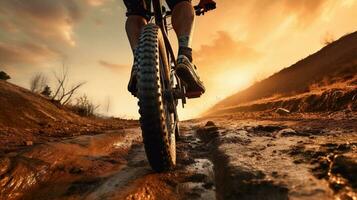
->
xmin=160 ymin=59 xmax=176 ymax=162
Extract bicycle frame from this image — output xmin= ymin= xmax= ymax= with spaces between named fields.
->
xmin=150 ymin=0 xmax=185 ymax=137
xmin=152 ymin=0 xmax=176 ymax=68
xmin=151 ymin=0 xmax=187 ymax=109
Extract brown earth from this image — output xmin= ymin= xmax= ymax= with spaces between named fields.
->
xmin=0 ymin=80 xmax=138 ymax=153
xmin=0 ymin=80 xmax=355 ymax=199
xmin=198 ymin=112 xmax=357 ymax=200
xmin=1 ymin=112 xmax=356 ymax=200
xmin=206 ymin=77 xmax=357 ymax=116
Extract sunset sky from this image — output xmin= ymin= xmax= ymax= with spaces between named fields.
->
xmin=1 ymin=0 xmax=357 ymax=119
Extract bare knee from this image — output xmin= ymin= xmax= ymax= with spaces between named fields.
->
xmin=125 ymin=15 xmax=147 ymax=50
xmin=172 ymin=1 xmax=195 ymax=21
xmin=126 ymin=16 xmax=147 ymax=29
xmin=172 ymin=1 xmax=195 ymax=36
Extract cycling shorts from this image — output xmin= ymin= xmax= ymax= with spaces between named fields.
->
xmin=123 ymin=0 xmax=191 ymax=21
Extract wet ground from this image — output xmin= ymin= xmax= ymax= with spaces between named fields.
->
xmin=0 ymin=112 xmax=356 ymax=200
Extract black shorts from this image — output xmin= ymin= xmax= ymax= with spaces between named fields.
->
xmin=123 ymin=0 xmax=191 ymax=20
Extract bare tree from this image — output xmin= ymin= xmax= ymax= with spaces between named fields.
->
xmin=41 ymin=85 xmax=52 ymax=97
xmin=30 ymin=73 xmax=48 ymax=93
xmin=105 ymin=96 xmax=111 ymax=113
xmin=71 ymin=94 xmax=100 ymax=116
xmin=51 ymin=62 xmax=86 ymax=105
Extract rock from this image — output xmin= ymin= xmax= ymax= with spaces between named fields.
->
xmin=185 ymin=173 xmax=207 ymax=183
xmin=69 ymin=167 xmax=83 ymax=174
xmin=205 ymin=121 xmax=215 ymax=127
xmin=25 ymin=141 xmax=33 ymax=146
xmin=275 ymin=108 xmax=290 ymax=115
xmin=331 ymin=154 xmax=357 ymax=187
xmin=37 ymin=121 xmax=47 ymax=127
xmin=293 ymin=159 xmax=304 ymax=164
xmin=253 ymin=125 xmax=285 ymax=132
xmin=203 ymin=182 xmax=214 ymax=189
xmin=278 ymin=128 xmax=297 ymax=136
xmin=196 ymin=125 xmax=219 ymax=142
xmin=271 ymin=171 xmax=279 ymax=178
xmin=336 ymin=143 xmax=352 ymax=151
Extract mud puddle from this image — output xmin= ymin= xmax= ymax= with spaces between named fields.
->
xmin=2 ymin=113 xmax=356 ymax=200
xmin=104 ymin=125 xmax=217 ymax=200
xmin=1 ymin=124 xmax=218 ymax=200
xmin=0 ymin=129 xmax=142 ymax=200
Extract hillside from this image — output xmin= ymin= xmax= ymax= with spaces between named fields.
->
xmin=207 ymin=31 xmax=357 ymax=115
xmin=0 ymin=80 xmax=136 ymax=152
xmin=0 ymin=80 xmax=87 ymax=129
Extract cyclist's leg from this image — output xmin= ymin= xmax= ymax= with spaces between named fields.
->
xmin=124 ymin=0 xmax=151 ymax=96
xmin=124 ymin=0 xmax=151 ymax=50
xmin=167 ymin=0 xmax=205 ymax=96
xmin=167 ymin=0 xmax=194 ymax=61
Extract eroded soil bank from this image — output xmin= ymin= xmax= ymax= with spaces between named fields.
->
xmin=1 ymin=111 xmax=356 ymax=200
xmin=198 ymin=111 xmax=356 ymax=200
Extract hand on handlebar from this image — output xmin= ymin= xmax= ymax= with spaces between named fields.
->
xmin=194 ymin=0 xmax=216 ymax=16
xmin=198 ymin=0 xmax=216 ymax=11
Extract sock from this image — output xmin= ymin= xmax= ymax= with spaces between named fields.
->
xmin=178 ymin=35 xmax=193 ymax=62
xmin=178 ymin=46 xmax=193 ymax=62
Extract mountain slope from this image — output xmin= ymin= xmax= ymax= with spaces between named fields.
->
xmin=0 ymin=80 xmax=87 ymax=129
xmin=207 ymin=31 xmax=357 ymax=115
xmin=0 ymin=80 xmax=136 ymax=152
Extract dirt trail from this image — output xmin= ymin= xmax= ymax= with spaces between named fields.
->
xmin=1 ymin=112 xmax=356 ymax=200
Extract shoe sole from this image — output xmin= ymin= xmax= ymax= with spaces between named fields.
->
xmin=176 ymin=65 xmax=204 ymax=98
xmin=128 ymin=80 xmax=137 ymax=97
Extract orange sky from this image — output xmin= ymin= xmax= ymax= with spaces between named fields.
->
xmin=1 ymin=0 xmax=357 ymax=119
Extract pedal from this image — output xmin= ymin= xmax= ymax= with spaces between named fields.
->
xmin=172 ymin=88 xmax=185 ymax=99
xmin=186 ymin=91 xmax=202 ymax=99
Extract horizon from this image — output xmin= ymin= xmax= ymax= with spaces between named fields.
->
xmin=1 ymin=0 xmax=357 ymax=119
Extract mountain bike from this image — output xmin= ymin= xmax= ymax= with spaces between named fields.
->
xmin=136 ymin=0 xmax=215 ymax=172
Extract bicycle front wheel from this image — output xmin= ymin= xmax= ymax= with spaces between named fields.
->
xmin=137 ymin=23 xmax=176 ymax=172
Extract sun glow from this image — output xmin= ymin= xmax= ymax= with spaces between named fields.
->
xmin=3 ymin=0 xmax=357 ymax=119
xmin=212 ymin=69 xmax=255 ymax=97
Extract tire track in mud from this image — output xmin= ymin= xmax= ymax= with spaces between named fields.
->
xmin=1 ymin=124 xmax=218 ymax=200
xmin=2 ymin=116 xmax=356 ymax=200
xmin=197 ymin=117 xmax=357 ymax=200
xmin=83 ymin=123 xmax=217 ymax=200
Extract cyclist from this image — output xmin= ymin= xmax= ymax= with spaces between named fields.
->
xmin=125 ymin=0 xmax=216 ymax=97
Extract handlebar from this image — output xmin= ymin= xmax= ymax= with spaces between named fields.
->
xmin=163 ymin=3 xmax=216 ymax=17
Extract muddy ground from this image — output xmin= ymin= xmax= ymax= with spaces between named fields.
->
xmin=0 ymin=111 xmax=356 ymax=200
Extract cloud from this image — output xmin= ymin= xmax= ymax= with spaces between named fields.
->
xmin=226 ymin=0 xmax=330 ymax=26
xmin=94 ymin=18 xmax=104 ymax=26
xmin=278 ymin=0 xmax=330 ymax=27
xmin=0 ymin=0 xmax=83 ymax=46
xmin=86 ymin=0 xmax=109 ymax=7
xmin=0 ymin=20 xmax=18 ymax=33
xmin=194 ymin=31 xmax=260 ymax=74
xmin=195 ymin=0 xmax=335 ymax=46
xmin=0 ymin=42 xmax=60 ymax=66
xmin=282 ymin=0 xmax=327 ymax=16
xmin=99 ymin=60 xmax=129 ymax=71
xmin=0 ymin=0 xmax=91 ymax=66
